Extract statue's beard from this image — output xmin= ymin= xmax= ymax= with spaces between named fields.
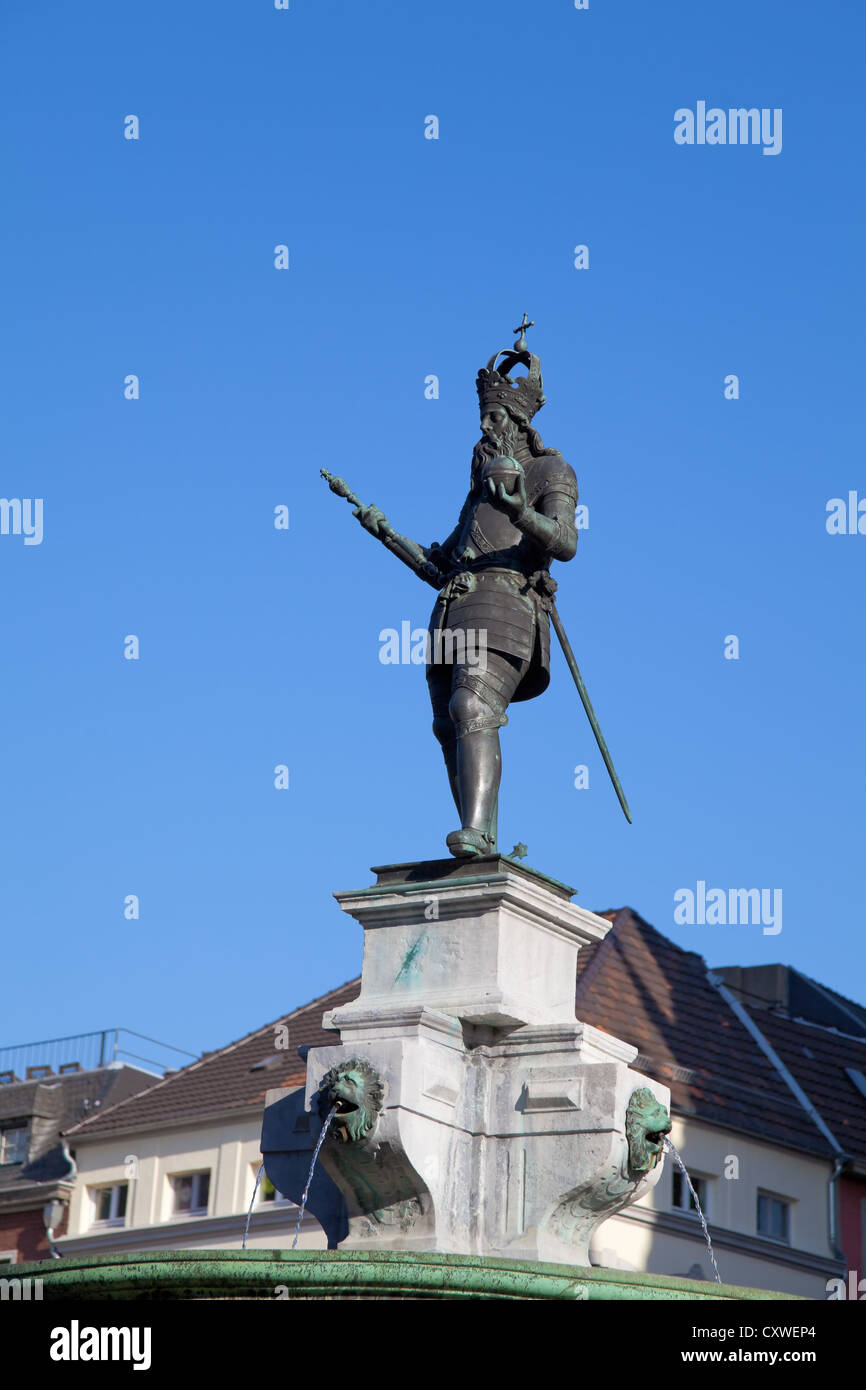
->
xmin=471 ymin=418 xmax=520 ymax=473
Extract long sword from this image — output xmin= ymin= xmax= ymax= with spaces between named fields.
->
xmin=548 ymin=600 xmax=633 ymax=824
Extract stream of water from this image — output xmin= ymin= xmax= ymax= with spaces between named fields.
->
xmin=291 ymin=1105 xmax=337 ymax=1250
xmin=664 ymin=1137 xmax=722 ymax=1284
xmin=242 ymin=1162 xmax=264 ymax=1250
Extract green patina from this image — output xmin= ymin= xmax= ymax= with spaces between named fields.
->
xmin=10 ymin=1249 xmax=807 ymax=1302
xmin=626 ymin=1087 xmax=673 ymax=1177
xmin=317 ymin=1058 xmax=384 ymax=1144
xmin=394 ymin=930 xmax=427 ymax=985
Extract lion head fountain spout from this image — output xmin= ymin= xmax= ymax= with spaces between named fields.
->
xmin=625 ymin=1087 xmax=672 ymax=1177
xmin=317 ymin=1058 xmax=384 ymax=1145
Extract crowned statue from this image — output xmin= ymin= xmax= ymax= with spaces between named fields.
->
xmin=322 ymin=317 xmax=630 ymax=859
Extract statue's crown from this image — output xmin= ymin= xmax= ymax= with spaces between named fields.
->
xmin=476 ymin=315 xmax=545 ymax=425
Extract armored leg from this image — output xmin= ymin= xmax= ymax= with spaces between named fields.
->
xmin=428 ymin=644 xmax=529 ymax=859
xmin=445 ymin=685 xmax=506 ymax=858
xmin=428 ymin=666 xmax=461 ymax=816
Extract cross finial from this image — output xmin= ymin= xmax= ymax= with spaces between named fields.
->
xmin=513 ymin=313 xmax=534 ymax=352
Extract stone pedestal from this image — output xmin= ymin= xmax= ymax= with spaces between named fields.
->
xmin=328 ymin=857 xmax=607 ymax=1030
xmin=262 ymin=857 xmax=670 ymax=1267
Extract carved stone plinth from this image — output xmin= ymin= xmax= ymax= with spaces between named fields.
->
xmin=329 ymin=856 xmax=607 ymax=1030
xmin=261 ymin=857 xmax=671 ymax=1266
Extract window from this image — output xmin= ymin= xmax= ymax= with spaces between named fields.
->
xmin=672 ymin=1168 xmax=709 ymax=1217
xmin=249 ymin=1056 xmax=281 ymax=1073
xmin=170 ymin=1171 xmax=210 ymax=1216
xmin=0 ymin=1125 xmax=29 ymax=1165
xmin=90 ymin=1183 xmax=128 ymax=1226
xmin=757 ymin=1192 xmax=790 ymax=1243
xmin=257 ymin=1172 xmax=288 ymax=1205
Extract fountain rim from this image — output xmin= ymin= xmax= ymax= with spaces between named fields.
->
xmin=11 ymin=1248 xmax=808 ymax=1301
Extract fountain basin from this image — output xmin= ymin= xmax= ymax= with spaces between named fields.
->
xmin=12 ymin=1249 xmax=806 ymax=1300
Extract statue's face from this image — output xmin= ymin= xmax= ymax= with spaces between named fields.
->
xmin=481 ymin=407 xmax=510 ymax=441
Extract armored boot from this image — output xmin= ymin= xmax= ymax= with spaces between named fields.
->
xmin=445 ymin=710 xmax=506 ymax=858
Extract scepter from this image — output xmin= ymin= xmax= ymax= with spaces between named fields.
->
xmin=320 ymin=470 xmax=442 ymax=589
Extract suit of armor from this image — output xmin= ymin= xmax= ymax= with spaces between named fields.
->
xmin=426 ymin=430 xmax=578 ymax=859
xmin=344 ymin=321 xmax=584 ymax=859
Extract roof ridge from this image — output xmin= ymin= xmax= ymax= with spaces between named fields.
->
xmin=709 ymin=979 xmax=842 ymax=1157
xmin=596 ymin=906 xmax=708 ymax=964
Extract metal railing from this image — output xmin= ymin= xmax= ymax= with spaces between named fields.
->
xmin=0 ymin=1028 xmax=198 ymax=1083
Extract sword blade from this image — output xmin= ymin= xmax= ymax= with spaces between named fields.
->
xmin=548 ymin=601 xmax=633 ymax=824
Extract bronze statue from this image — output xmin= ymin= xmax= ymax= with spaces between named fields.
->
xmin=323 ymin=318 xmax=630 ymax=859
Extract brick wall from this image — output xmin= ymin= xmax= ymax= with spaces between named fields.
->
xmin=0 ymin=1203 xmax=68 ymax=1263
xmin=840 ymin=1175 xmax=866 ymax=1280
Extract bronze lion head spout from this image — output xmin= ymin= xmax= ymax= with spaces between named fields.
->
xmin=625 ymin=1088 xmax=672 ymax=1177
xmin=317 ymin=1058 xmax=384 ymax=1144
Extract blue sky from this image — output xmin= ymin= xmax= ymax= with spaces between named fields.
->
xmin=2 ymin=0 xmax=864 ymax=1059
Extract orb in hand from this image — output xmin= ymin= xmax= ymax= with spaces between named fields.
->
xmin=480 ymin=455 xmax=524 ymax=496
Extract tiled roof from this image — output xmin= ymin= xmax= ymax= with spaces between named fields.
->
xmin=65 ymin=978 xmax=361 ymax=1139
xmin=743 ymin=1008 xmax=866 ymax=1160
xmin=575 ymin=909 xmax=835 ymax=1160
xmin=0 ymin=1066 xmax=155 ymax=1194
